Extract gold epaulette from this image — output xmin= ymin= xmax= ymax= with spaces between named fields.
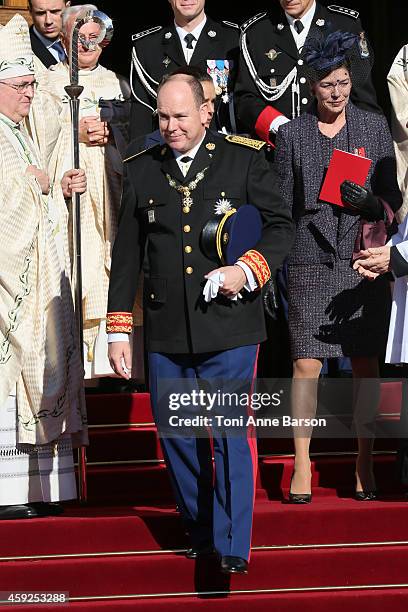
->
xmin=225 ymin=135 xmax=266 ymax=151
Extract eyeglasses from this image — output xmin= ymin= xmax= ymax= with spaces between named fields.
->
xmin=0 ymin=80 xmax=38 ymax=94
xmin=318 ymin=80 xmax=351 ymax=94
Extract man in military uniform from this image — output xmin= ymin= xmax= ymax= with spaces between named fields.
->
xmin=107 ymin=74 xmax=293 ymax=573
xmin=129 ymin=0 xmax=239 ymax=139
xmin=133 ymin=65 xmax=217 ymax=152
xmin=235 ymin=1 xmax=381 ymax=143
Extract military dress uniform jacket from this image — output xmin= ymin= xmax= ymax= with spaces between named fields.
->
xmin=129 ymin=17 xmax=239 ymax=139
xmin=107 ymin=132 xmax=294 ymax=354
xmin=235 ymin=3 xmax=381 ymax=143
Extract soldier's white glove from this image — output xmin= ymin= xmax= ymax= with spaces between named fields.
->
xmin=203 ymin=272 xmax=240 ymax=303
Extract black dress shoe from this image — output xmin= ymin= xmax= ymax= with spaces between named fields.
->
xmin=0 ymin=505 xmax=39 ymax=520
xmin=28 ymin=502 xmax=64 ymax=516
xmin=185 ymin=544 xmax=214 ymax=559
xmin=220 ymin=555 xmax=248 ymax=574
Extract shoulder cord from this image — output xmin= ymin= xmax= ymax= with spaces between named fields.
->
xmin=240 ymin=31 xmax=298 ymax=102
xmin=130 ymin=46 xmax=159 ymax=112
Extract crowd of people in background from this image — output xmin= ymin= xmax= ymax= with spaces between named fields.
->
xmin=0 ymin=0 xmax=407 ymax=574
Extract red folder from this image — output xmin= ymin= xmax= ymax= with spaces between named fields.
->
xmin=319 ymin=148 xmax=372 ymax=207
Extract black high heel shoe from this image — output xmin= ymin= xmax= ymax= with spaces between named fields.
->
xmin=288 ymin=473 xmax=312 ymax=504
xmin=355 ymin=490 xmax=377 ymax=501
xmin=355 ymin=469 xmax=377 ymax=501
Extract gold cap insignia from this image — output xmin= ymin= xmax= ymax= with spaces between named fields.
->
xmin=206 ymin=142 xmax=216 ymax=151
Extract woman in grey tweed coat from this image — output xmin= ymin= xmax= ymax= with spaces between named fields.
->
xmin=275 ymin=32 xmax=402 ymax=503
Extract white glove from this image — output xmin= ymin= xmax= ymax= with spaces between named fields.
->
xmin=203 ymin=272 xmax=240 ymax=303
xmin=269 ymin=115 xmax=290 ymax=136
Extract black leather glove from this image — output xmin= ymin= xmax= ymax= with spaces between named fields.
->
xmin=340 ymin=180 xmax=383 ymax=220
xmin=262 ymin=278 xmax=279 ymax=320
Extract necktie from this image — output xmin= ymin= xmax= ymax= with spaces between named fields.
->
xmin=293 ymin=20 xmax=304 ymax=34
xmin=184 ymin=33 xmax=196 ymax=50
xmin=180 ymin=155 xmax=193 ymax=176
xmin=51 ymin=39 xmax=66 ymax=62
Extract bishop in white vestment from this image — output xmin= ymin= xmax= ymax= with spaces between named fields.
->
xmin=0 ymin=15 xmax=87 ymax=519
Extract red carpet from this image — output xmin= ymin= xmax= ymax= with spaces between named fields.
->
xmin=1 ymin=388 xmax=407 ymax=610
xmin=6 ymin=590 xmax=408 ymax=612
xmin=2 ymin=544 xmax=408 ymax=595
xmin=1 ymin=496 xmax=408 ymax=558
xmin=82 ymin=453 xmax=402 ymax=504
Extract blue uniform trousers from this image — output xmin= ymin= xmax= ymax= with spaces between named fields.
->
xmin=148 ymin=345 xmax=258 ymax=561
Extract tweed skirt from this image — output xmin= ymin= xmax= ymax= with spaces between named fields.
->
xmin=287 ymin=260 xmax=391 ymax=359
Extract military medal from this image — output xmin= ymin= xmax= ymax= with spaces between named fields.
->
xmin=214 ymin=198 xmax=233 ymax=215
xmin=166 ymin=168 xmax=209 ymax=213
xmin=181 ymin=190 xmax=193 ymax=213
xmin=207 ymin=59 xmax=232 ymax=102
xmin=265 ymin=49 xmax=280 ymax=61
xmin=359 ymin=32 xmax=370 ymax=58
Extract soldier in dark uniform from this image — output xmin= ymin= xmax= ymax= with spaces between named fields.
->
xmin=107 ymin=74 xmax=294 ymax=574
xmin=235 ymin=1 xmax=381 ymax=144
xmin=129 ymin=0 xmax=239 ymax=139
